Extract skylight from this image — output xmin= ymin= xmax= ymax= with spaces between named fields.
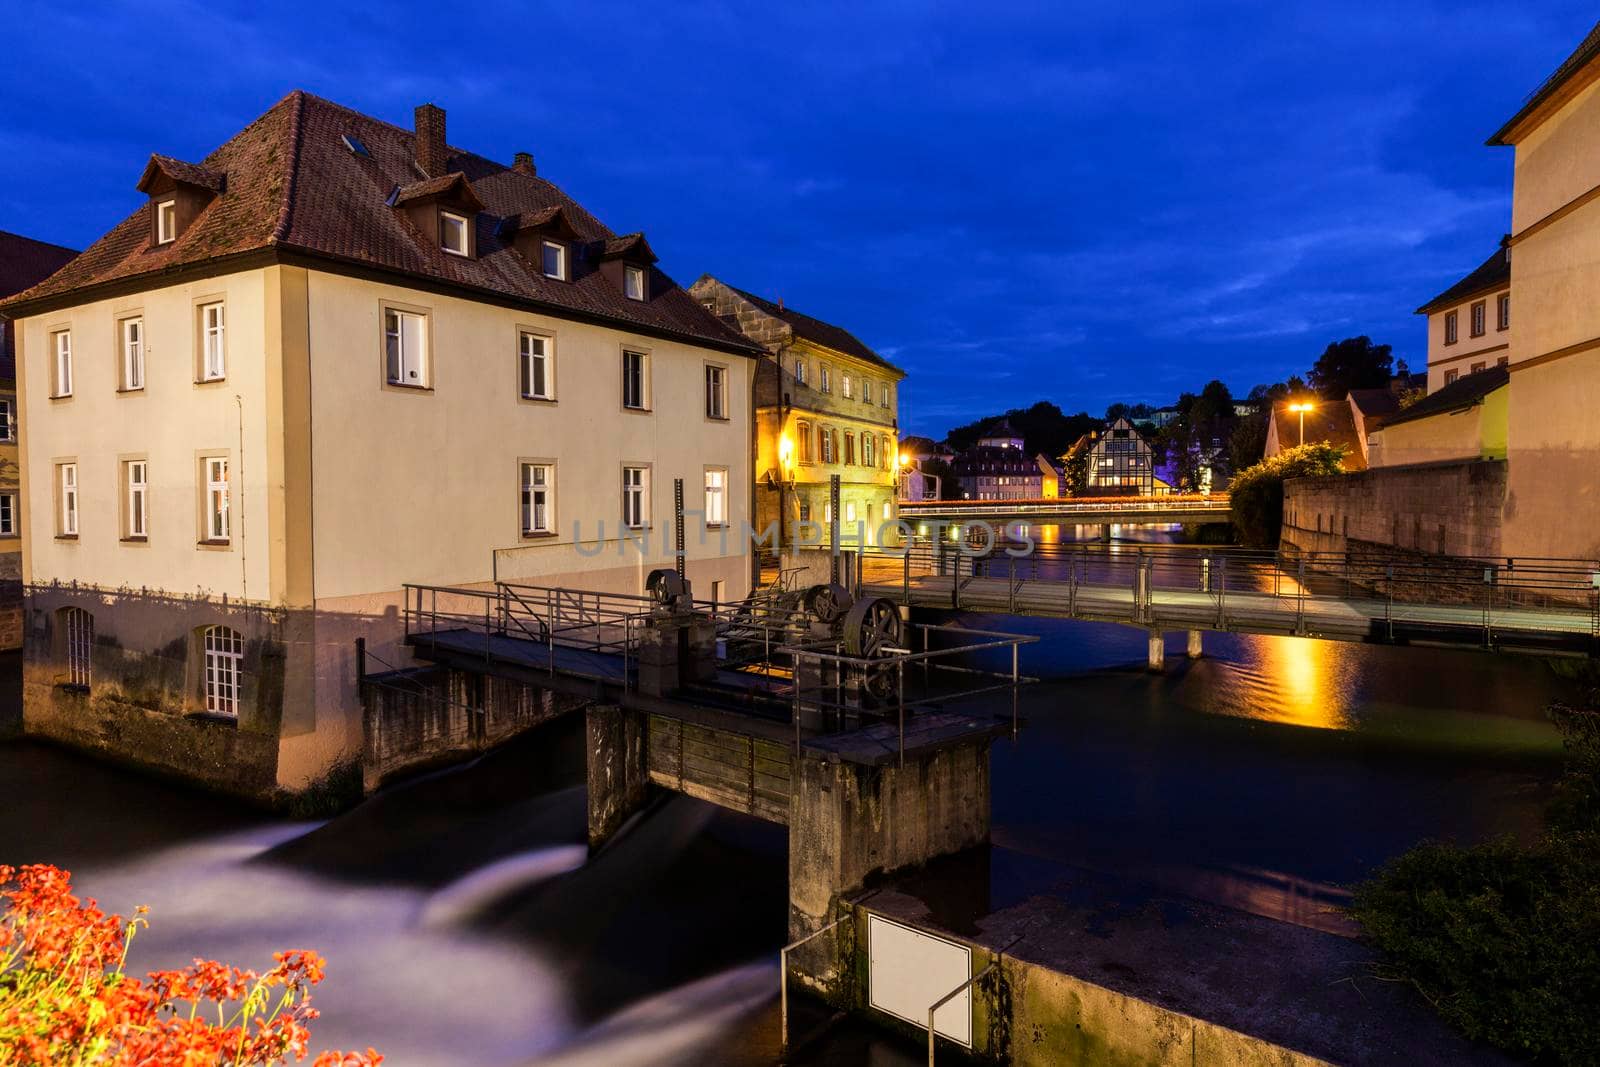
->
xmin=342 ymin=134 xmax=370 ymax=157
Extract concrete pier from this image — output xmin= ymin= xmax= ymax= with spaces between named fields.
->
xmin=1187 ymin=629 xmax=1204 ymax=659
xmin=585 ymin=703 xmax=648 ymax=849
xmin=787 ymin=735 xmax=993 ymax=1005
xmin=1147 ymin=630 xmax=1165 ymax=672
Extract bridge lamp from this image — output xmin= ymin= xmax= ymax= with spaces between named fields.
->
xmin=1287 ymin=402 xmax=1315 ymax=447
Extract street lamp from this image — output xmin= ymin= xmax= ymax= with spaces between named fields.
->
xmin=1287 ymin=401 xmax=1315 ymax=446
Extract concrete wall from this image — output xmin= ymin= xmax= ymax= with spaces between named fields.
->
xmin=17 ymin=268 xmax=277 ymax=600
xmin=1367 ymin=387 xmax=1506 ymax=469
xmin=303 ymin=270 xmax=754 ymax=603
xmin=1281 ymin=460 xmax=1507 ymax=558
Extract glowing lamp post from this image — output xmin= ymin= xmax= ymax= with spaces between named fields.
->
xmin=1287 ymin=401 xmax=1315 ymax=446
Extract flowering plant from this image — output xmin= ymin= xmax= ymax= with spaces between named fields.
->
xmin=0 ymin=864 xmax=381 ymax=1066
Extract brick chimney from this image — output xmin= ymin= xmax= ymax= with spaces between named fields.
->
xmin=414 ymin=103 xmax=447 ymax=177
xmin=512 ymin=151 xmax=537 ymax=176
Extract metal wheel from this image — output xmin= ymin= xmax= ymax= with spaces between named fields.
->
xmin=645 ymin=568 xmax=688 ymax=607
xmin=806 ymin=583 xmax=852 ymax=625
xmin=842 ymin=597 xmax=903 ymax=657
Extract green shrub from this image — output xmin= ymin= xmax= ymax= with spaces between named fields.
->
xmin=1227 ymin=442 xmax=1345 ymax=546
xmin=1352 ymin=699 xmax=1600 ymax=1063
xmin=1350 ymin=834 xmax=1600 ymax=1063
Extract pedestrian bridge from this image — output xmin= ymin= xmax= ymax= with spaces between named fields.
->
xmin=857 ymin=542 xmax=1600 ymax=660
xmin=895 ymin=494 xmax=1231 ymax=528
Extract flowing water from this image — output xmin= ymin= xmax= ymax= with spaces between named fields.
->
xmin=0 ymin=555 xmax=1573 ymax=1064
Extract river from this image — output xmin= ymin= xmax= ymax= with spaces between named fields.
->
xmin=0 ymin=593 xmax=1570 ymax=1064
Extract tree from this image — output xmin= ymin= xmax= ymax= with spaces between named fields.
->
xmin=1227 ymin=441 xmax=1346 ymax=546
xmin=1228 ymin=412 xmax=1269 ymax=472
xmin=1308 ymin=336 xmax=1393 ymax=399
xmin=1061 ymin=449 xmax=1090 ymax=497
xmin=1104 ymin=402 xmax=1131 ymax=424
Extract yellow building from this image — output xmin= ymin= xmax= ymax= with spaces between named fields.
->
xmin=688 ymin=277 xmax=904 ymax=549
xmin=0 ymin=94 xmax=760 ymax=800
xmin=1414 ymin=242 xmax=1511 ymax=393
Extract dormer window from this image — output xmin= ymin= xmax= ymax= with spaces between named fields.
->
xmin=440 ymin=211 xmax=469 ymax=256
xmin=541 ymin=240 xmax=568 ymax=281
xmin=624 ymin=263 xmax=645 ymax=301
xmin=156 ymin=200 xmax=177 ymax=244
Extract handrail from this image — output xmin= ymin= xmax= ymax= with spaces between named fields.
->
xmin=779 ymin=913 xmax=854 ymax=1055
xmin=924 ymin=935 xmax=1024 ymax=1065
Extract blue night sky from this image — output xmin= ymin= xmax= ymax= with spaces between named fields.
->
xmin=2 ymin=2 xmax=1593 ymax=437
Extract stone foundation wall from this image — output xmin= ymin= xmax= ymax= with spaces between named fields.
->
xmin=360 ymin=665 xmax=586 ymax=790
xmin=1281 ymin=459 xmax=1507 ymax=558
xmin=0 ymin=553 xmax=22 ymax=651
xmin=22 ymin=586 xmax=289 ymax=800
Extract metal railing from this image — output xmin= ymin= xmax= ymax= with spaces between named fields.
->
xmin=784 ymin=622 xmax=1038 ymax=762
xmin=855 ymin=540 xmax=1600 ymax=643
xmin=896 ymin=493 xmax=1228 ymax=519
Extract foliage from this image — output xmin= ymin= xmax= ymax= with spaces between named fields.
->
xmin=943 ymin=401 xmax=1101 ymax=460
xmin=1227 ymin=412 xmax=1269 ymax=473
xmin=282 ymin=760 xmax=364 ymax=820
xmin=0 ymin=864 xmax=380 ymax=1067
xmin=1350 ymin=834 xmax=1600 ymax=1064
xmin=1351 ymin=703 xmax=1600 ymax=1064
xmin=1226 ymin=442 xmax=1346 ymax=546
xmin=1308 ymin=335 xmax=1394 ymax=399
xmin=1060 ymin=448 xmax=1090 ymax=497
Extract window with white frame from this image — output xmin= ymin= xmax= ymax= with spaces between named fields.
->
xmin=881 ymin=383 xmax=890 ymax=407
xmin=820 ymin=366 xmax=831 ymax=393
xmin=704 ymin=468 xmax=726 ymax=526
xmin=384 ymin=308 xmax=427 ymax=386
xmin=541 ymin=240 xmax=567 ymax=280
xmin=520 ymin=332 xmax=553 ymax=399
xmin=794 ymin=359 xmax=808 ymax=386
xmin=862 ymin=433 xmax=874 ymax=468
xmin=440 ymin=211 xmax=469 ymax=256
xmin=622 ymin=466 xmax=649 ymax=528
xmin=622 ymin=349 xmax=648 ymax=410
xmin=0 ymin=398 xmax=13 ymax=442
xmin=201 ymin=302 xmax=226 ymax=381
xmin=1497 ymin=293 xmax=1511 ymax=331
xmin=842 ymin=374 xmax=852 ymax=399
xmin=624 ymin=263 xmax=645 ymax=301
xmin=121 ymin=317 xmax=145 ymax=390
xmin=65 ymin=608 xmax=92 ymax=688
xmin=57 ymin=463 xmax=77 ymax=536
xmin=203 ymin=625 xmax=244 ymax=717
xmin=521 ymin=462 xmax=554 ymax=535
xmin=52 ymin=331 xmax=73 ymax=397
xmin=204 ymin=456 xmax=229 ymax=542
xmin=0 ymin=493 xmax=15 ymax=536
xmin=156 ymin=199 xmax=176 ymax=244
xmin=821 ymin=427 xmax=835 ymax=463
xmin=705 ymin=364 xmax=726 ymax=419
xmin=125 ymin=461 xmax=148 ymax=539
xmin=1444 ymin=310 xmax=1458 ymax=344
xmin=1470 ymin=300 xmax=1486 ymax=338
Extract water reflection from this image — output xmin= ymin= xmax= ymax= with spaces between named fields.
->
xmin=1253 ymin=635 xmax=1343 ymax=730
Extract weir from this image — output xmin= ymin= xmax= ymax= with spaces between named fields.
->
xmin=361 ymin=563 xmax=1035 ymax=1014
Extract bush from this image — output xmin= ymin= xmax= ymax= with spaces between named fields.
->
xmin=0 ymin=864 xmax=381 ymax=1066
xmin=1227 ymin=442 xmax=1346 ymax=546
xmin=1351 ymin=701 xmax=1600 ymax=1063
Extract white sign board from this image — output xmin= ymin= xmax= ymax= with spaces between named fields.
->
xmin=867 ymin=914 xmax=973 ymax=1047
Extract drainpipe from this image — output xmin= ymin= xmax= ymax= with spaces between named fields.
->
xmin=235 ymin=393 xmax=246 ymax=603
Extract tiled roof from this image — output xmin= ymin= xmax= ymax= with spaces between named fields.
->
xmin=1378 ymin=366 xmax=1509 ymax=431
xmin=0 ymin=230 xmax=78 ymax=301
xmin=982 ymin=418 xmax=1020 ymax=438
xmin=1 ymin=91 xmax=760 ymax=357
xmin=1415 ymin=243 xmax=1510 ymax=314
xmin=138 ymin=154 xmax=226 ymax=193
xmin=1346 ymin=388 xmax=1402 ymax=420
xmin=951 ymin=445 xmax=1043 ymax=477
xmin=391 ymin=172 xmax=480 ymax=208
xmin=725 ymin=284 xmax=903 ymax=375
xmin=602 ymin=233 xmax=657 ymax=262
xmin=1489 ymin=21 xmax=1600 ymax=145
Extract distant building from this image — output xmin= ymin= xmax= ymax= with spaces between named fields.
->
xmin=952 ymin=419 xmax=1056 ymax=499
xmin=0 ymin=230 xmax=78 ymax=650
xmin=895 ymin=434 xmax=944 ymax=500
xmin=690 ymin=276 xmax=904 ymax=547
xmin=1415 ymin=240 xmax=1511 ymax=394
xmin=1083 ymin=418 xmax=1158 ymax=494
xmin=1264 ymin=402 xmax=1367 ymax=470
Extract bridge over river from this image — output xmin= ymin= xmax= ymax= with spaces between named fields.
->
xmin=857 ymin=541 xmax=1600 ymax=664
xmin=895 ymin=493 xmax=1231 ymax=529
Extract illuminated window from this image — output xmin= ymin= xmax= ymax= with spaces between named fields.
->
xmin=65 ymin=608 xmax=93 ymax=688
xmin=704 ymin=468 xmax=726 ymax=526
